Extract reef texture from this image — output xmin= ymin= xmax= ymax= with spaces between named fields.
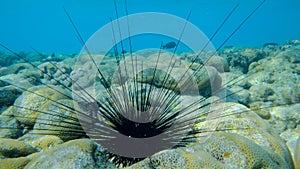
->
xmin=0 ymin=40 xmax=299 ymax=168
xmin=127 ymin=102 xmax=294 ymax=169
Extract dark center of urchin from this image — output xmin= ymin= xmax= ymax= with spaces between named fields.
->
xmin=113 ymin=116 xmax=168 ymax=138
xmin=110 ymin=89 xmax=173 ymax=138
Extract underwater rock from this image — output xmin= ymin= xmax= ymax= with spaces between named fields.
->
xmin=24 ymin=139 xmax=116 ymax=169
xmin=127 ymin=102 xmax=293 ymax=168
xmin=286 ymin=40 xmax=300 ymax=46
xmin=38 ymin=61 xmax=72 ymax=87
xmin=219 ymin=72 xmax=252 ymax=106
xmin=262 ymin=42 xmax=280 ymax=56
xmin=194 ymin=102 xmax=293 ymax=168
xmin=0 ymin=157 xmax=31 ymax=169
xmin=0 ymin=63 xmax=34 ymax=76
xmin=33 ymin=99 xmax=85 ymax=141
xmin=225 ymin=85 xmax=250 ymax=106
xmin=220 ymin=47 xmax=266 ymax=73
xmin=277 ymin=45 xmax=300 ymax=64
xmin=126 ymin=149 xmax=188 ymax=169
xmin=0 ymin=138 xmax=36 ymax=158
xmin=42 ymin=53 xmax=76 ymax=63
xmin=291 ymin=82 xmax=300 ymax=104
xmin=0 ymin=72 xmax=40 ymax=90
xmin=280 ymin=126 xmax=300 ymax=168
xmin=127 ymin=132 xmax=292 ymax=169
xmin=0 ymin=85 xmax=22 ymax=110
xmin=109 ymin=52 xmax=221 ymax=96
xmin=13 ymin=85 xmax=70 ymax=127
xmin=17 ymin=134 xmax=64 ymax=152
xmin=247 ymin=47 xmax=299 ymax=107
xmin=71 ymin=65 xmax=95 ymax=89
xmin=70 ymin=55 xmax=116 ymax=90
xmin=71 ymin=53 xmax=116 ymax=90
xmin=0 ymin=107 xmax=22 ymax=139
xmin=206 ymin=55 xmax=230 ymax=72
xmin=294 ymin=137 xmax=300 ymax=169
xmin=0 ymin=51 xmax=19 ymax=67
xmin=249 ymin=101 xmax=272 ymax=120
xmin=30 ymin=135 xmax=64 ymax=151
xmin=76 ymin=53 xmax=104 ymax=65
xmin=182 ymin=53 xmax=229 ymax=72
xmin=248 ymin=84 xmax=276 ymax=102
xmin=269 ymin=103 xmax=300 ymax=134
xmin=0 ymin=63 xmax=41 ymax=107
xmin=196 ymin=132 xmax=293 ymax=169
xmin=193 ymin=66 xmax=222 ymax=97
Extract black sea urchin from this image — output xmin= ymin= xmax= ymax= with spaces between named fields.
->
xmin=2 ymin=0 xmax=292 ymax=167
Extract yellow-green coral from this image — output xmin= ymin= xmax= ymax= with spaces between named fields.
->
xmin=199 ymin=132 xmax=291 ymax=168
xmin=13 ymin=85 xmax=70 ymax=126
xmin=0 ymin=138 xmax=36 ymax=158
xmin=194 ymin=102 xmax=293 ymax=167
xmin=24 ymin=139 xmax=116 ymax=169
xmin=0 ymin=157 xmax=30 ymax=169
xmin=127 ymin=102 xmax=294 ymax=169
xmin=126 ymin=132 xmax=292 ymax=169
xmin=32 ymin=99 xmax=84 ymax=141
xmin=0 ymin=107 xmax=22 ymax=139
xmin=30 ymin=135 xmax=64 ymax=151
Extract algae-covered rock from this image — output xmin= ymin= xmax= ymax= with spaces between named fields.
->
xmin=0 ymin=157 xmax=31 ymax=169
xmin=269 ymin=103 xmax=300 ymax=133
xmin=226 ymin=85 xmax=250 ymax=105
xmin=127 ymin=102 xmax=294 ymax=169
xmin=71 ymin=54 xmax=110 ymax=90
xmin=194 ymin=102 xmax=293 ymax=167
xmin=206 ymin=55 xmax=230 ymax=72
xmin=249 ymin=101 xmax=272 ymax=119
xmin=38 ymin=61 xmax=72 ymax=87
xmin=127 ymin=132 xmax=292 ymax=169
xmin=247 ymin=46 xmax=299 ymax=106
xmin=0 ymin=107 xmax=22 ymax=139
xmin=112 ymin=52 xmax=221 ymax=96
xmin=281 ymin=129 xmax=300 ymax=169
xmin=33 ymin=99 xmax=85 ymax=141
xmin=248 ymin=84 xmax=276 ymax=102
xmin=0 ymin=138 xmax=36 ymax=158
xmin=262 ymin=43 xmax=280 ymax=56
xmin=0 ymin=65 xmax=41 ymax=89
xmin=0 ymin=63 xmax=34 ymax=76
xmin=0 ymin=51 xmax=18 ymax=67
xmin=30 ymin=135 xmax=64 ymax=151
xmin=13 ymin=85 xmax=70 ymax=126
xmin=24 ymin=139 xmax=116 ymax=169
xmin=0 ymin=86 xmax=22 ymax=109
xmin=291 ymin=82 xmax=300 ymax=103
xmin=196 ymin=132 xmax=292 ymax=169
xmin=220 ymin=47 xmax=266 ymax=73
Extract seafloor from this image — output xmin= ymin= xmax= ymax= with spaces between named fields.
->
xmin=0 ymin=40 xmax=299 ymax=168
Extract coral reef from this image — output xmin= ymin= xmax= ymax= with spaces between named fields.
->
xmin=33 ymin=99 xmax=84 ymax=141
xmin=24 ymin=139 xmax=116 ymax=169
xmin=0 ymin=138 xmax=36 ymax=158
xmin=0 ymin=41 xmax=299 ymax=168
xmin=0 ymin=107 xmax=22 ymax=138
xmin=13 ymin=85 xmax=70 ymax=126
xmin=126 ymin=102 xmax=294 ymax=169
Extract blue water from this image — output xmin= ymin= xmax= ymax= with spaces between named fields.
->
xmin=0 ymin=0 xmax=299 ymax=53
